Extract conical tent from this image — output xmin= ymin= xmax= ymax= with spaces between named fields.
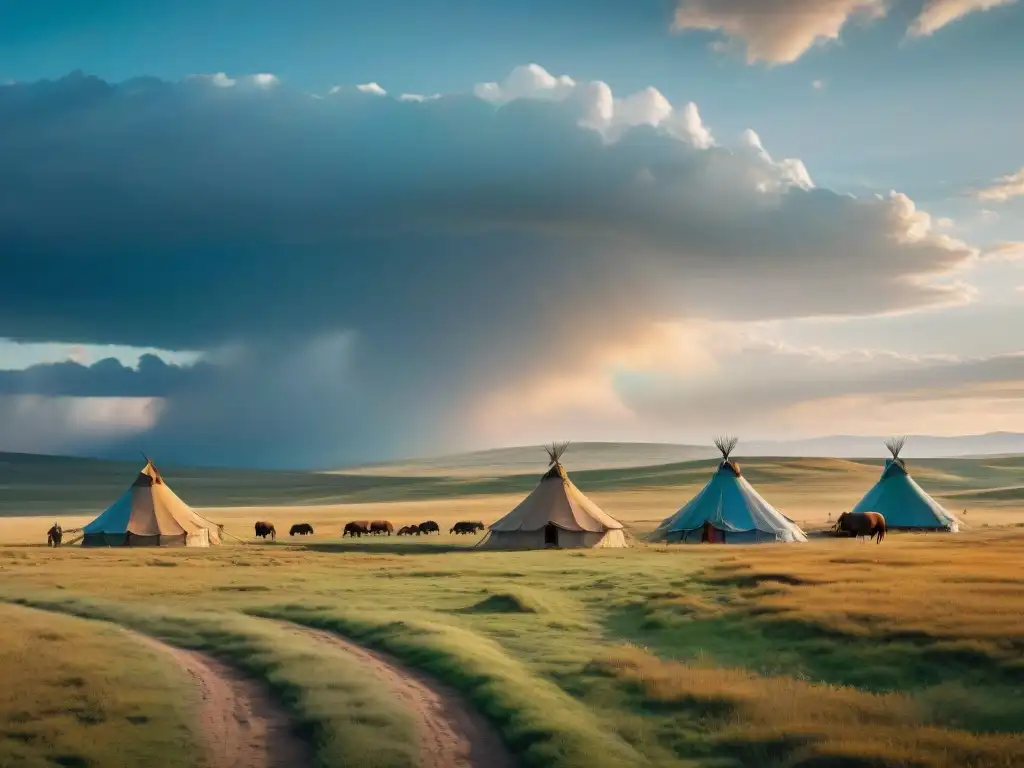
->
xmin=850 ymin=437 xmax=960 ymax=532
xmin=81 ymin=460 xmax=222 ymax=547
xmin=651 ymin=437 xmax=807 ymax=544
xmin=481 ymin=443 xmax=627 ymax=549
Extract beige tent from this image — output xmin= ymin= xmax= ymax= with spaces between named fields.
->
xmin=481 ymin=443 xmax=627 ymax=549
xmin=81 ymin=460 xmax=221 ymax=547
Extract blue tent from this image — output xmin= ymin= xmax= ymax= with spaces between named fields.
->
xmin=651 ymin=438 xmax=807 ymax=544
xmin=850 ymin=438 xmax=960 ymax=532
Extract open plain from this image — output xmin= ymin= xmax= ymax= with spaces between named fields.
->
xmin=2 ymin=448 xmax=1024 ymax=767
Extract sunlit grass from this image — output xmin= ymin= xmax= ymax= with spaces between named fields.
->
xmin=2 ymin=481 xmax=1024 ymax=767
xmin=590 ymin=646 xmax=1024 ymax=767
xmin=1 ymin=592 xmax=419 ymax=768
xmin=0 ymin=603 xmax=200 ymax=768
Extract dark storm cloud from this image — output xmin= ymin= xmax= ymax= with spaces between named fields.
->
xmin=0 ymin=69 xmax=979 ymax=465
xmin=0 ymin=354 xmax=210 ymax=397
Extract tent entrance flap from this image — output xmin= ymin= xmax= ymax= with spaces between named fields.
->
xmin=544 ymin=523 xmax=559 ymax=547
xmin=701 ymin=522 xmax=726 ymax=543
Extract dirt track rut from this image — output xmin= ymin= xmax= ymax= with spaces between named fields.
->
xmin=133 ymin=633 xmax=310 ymax=768
xmin=274 ymin=622 xmax=518 ymax=768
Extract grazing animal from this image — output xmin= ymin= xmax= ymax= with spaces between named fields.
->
xmin=417 ymin=520 xmax=440 ymax=535
xmin=289 ymin=523 xmax=314 ymax=536
xmin=450 ymin=521 xmax=485 ymax=535
xmin=397 ymin=525 xmax=418 ymax=536
xmin=834 ymin=511 xmax=886 ymax=543
xmin=47 ymin=524 xmax=62 ymax=547
xmin=254 ymin=521 xmax=276 ymax=541
xmin=343 ymin=521 xmax=371 ymax=538
xmin=369 ymin=520 xmax=394 ymax=536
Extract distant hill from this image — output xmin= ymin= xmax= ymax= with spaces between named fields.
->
xmin=333 ymin=442 xmax=718 ymax=477
xmin=337 ymin=433 xmax=1024 ymax=476
xmin=739 ymin=432 xmax=1024 ymax=459
xmin=3 ymin=438 xmax=1024 ymax=517
xmin=0 ymin=451 xmax=431 ymax=516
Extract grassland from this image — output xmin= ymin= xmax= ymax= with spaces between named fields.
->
xmin=0 ymin=602 xmax=201 ymax=768
xmin=2 ymin=449 xmax=1024 ymax=767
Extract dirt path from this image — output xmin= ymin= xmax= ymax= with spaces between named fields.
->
xmin=274 ymin=622 xmax=518 ymax=768
xmin=133 ymin=633 xmax=311 ymax=768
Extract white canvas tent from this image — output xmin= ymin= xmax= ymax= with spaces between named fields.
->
xmin=481 ymin=443 xmax=627 ymax=549
xmin=81 ymin=459 xmax=222 ymax=547
xmin=651 ymin=437 xmax=807 ymax=544
xmin=850 ymin=437 xmax=961 ymax=532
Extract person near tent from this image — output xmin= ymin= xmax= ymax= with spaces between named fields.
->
xmin=47 ymin=522 xmax=63 ymax=547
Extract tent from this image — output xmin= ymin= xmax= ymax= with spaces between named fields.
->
xmin=481 ymin=443 xmax=628 ymax=549
xmin=850 ymin=437 xmax=961 ymax=532
xmin=651 ymin=437 xmax=807 ymax=544
xmin=81 ymin=459 xmax=222 ymax=547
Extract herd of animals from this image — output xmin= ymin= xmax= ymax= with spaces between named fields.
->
xmin=247 ymin=515 xmax=885 ymax=543
xmin=251 ymin=519 xmax=487 ymax=541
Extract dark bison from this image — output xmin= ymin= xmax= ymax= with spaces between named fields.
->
xmin=417 ymin=520 xmax=440 ymax=535
xmin=834 ymin=511 xmax=886 ymax=543
xmin=343 ymin=521 xmax=371 ymax=538
xmin=450 ymin=521 xmax=486 ymax=535
xmin=369 ymin=520 xmax=394 ymax=536
xmin=254 ymin=521 xmax=276 ymax=541
xmin=47 ymin=524 xmax=63 ymax=547
xmin=289 ymin=523 xmax=314 ymax=536
xmin=397 ymin=525 xmax=418 ymax=536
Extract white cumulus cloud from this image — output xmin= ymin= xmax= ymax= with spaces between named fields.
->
xmin=356 ymin=82 xmax=387 ymax=96
xmin=671 ymin=0 xmax=1019 ymax=64
xmin=673 ymin=0 xmax=887 ymax=64
xmin=909 ymin=0 xmax=1019 ymax=36
xmin=473 ymin=64 xmax=715 ymax=147
xmin=976 ymin=166 xmax=1024 ymax=202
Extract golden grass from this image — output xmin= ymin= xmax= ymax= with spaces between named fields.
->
xmin=596 ymin=646 xmax=1024 ymax=767
xmin=4 ymin=458 xmax=1024 ymax=767
xmin=3 ymin=534 xmax=1024 ymax=766
xmin=0 ymin=603 xmax=199 ymax=768
xmin=704 ymin=531 xmax=1024 ymax=655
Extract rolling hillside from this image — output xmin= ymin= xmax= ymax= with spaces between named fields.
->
xmin=2 ymin=447 xmax=1023 ymax=518
xmin=333 ymin=441 xmax=719 ymax=477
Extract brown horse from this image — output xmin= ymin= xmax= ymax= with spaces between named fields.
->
xmin=369 ymin=520 xmax=394 ymax=536
xmin=834 ymin=511 xmax=886 ymax=543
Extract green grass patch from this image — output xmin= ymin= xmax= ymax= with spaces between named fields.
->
xmin=252 ymin=603 xmax=650 ymax=768
xmin=0 ymin=603 xmax=200 ymax=768
xmin=590 ymin=645 xmax=1024 ymax=768
xmin=0 ymin=591 xmax=419 ymax=768
xmin=459 ymin=586 xmax=574 ymax=616
xmin=602 ymin=588 xmax=1024 ymax=736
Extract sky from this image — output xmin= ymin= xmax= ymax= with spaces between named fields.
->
xmin=1 ymin=0 xmax=1023 ymax=468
